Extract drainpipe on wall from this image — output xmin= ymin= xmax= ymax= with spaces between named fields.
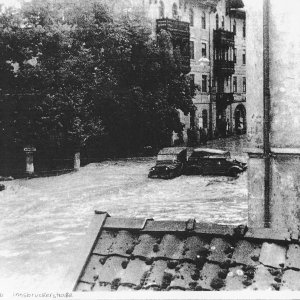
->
xmin=263 ymin=0 xmax=271 ymax=228
xmin=247 ymin=0 xmax=300 ymax=234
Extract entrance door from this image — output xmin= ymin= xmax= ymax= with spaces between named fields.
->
xmin=234 ymin=104 xmax=246 ymax=134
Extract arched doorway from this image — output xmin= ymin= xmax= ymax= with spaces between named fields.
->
xmin=234 ymin=104 xmax=246 ymax=134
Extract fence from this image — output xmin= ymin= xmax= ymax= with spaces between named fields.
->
xmin=0 ymin=145 xmax=161 ymax=178
xmin=0 ymin=149 xmax=80 ymax=178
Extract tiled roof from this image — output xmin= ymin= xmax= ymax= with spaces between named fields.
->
xmin=64 ymin=211 xmax=300 ymax=291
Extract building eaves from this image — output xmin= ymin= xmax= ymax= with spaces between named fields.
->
xmin=64 ymin=211 xmax=300 ymax=292
xmin=227 ymin=0 xmax=244 ymax=9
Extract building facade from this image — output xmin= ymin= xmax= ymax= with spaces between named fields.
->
xmin=146 ymin=0 xmax=246 ymax=143
xmin=111 ymin=0 xmax=246 ymax=143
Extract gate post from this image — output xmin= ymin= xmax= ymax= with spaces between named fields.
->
xmin=24 ymin=147 xmax=36 ymax=175
xmin=74 ymin=150 xmax=80 ymax=170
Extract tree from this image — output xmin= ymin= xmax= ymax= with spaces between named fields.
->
xmin=0 ymin=0 xmax=196 ymax=163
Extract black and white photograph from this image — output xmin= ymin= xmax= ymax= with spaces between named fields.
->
xmin=0 ymin=0 xmax=299 ymax=297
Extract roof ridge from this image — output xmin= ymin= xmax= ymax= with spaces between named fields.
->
xmin=99 ymin=213 xmax=300 ymax=243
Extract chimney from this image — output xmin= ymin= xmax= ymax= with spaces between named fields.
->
xmin=247 ymin=0 xmax=300 ymax=235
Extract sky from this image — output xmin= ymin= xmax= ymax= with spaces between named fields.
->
xmin=0 ymin=0 xmax=21 ymax=8
xmin=1 ymin=0 xmax=250 ymax=9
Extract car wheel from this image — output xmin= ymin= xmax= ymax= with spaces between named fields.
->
xmin=229 ymin=168 xmax=239 ymax=177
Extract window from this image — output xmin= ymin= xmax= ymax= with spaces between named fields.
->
xmin=243 ymin=21 xmax=246 ymax=38
xmin=189 ymin=74 xmax=195 ymax=91
xmin=216 ymin=14 xmax=219 ymax=29
xmin=233 ymin=20 xmax=236 ymax=35
xmin=243 ymin=77 xmax=246 ymax=92
xmin=172 ymin=3 xmax=178 ymax=19
xmin=201 ymin=43 xmax=207 ymax=57
xmin=233 ymin=48 xmax=237 ymax=63
xmin=179 ymin=0 xmax=183 ymax=8
xmin=159 ymin=1 xmax=164 ymax=18
xmin=190 ymin=41 xmax=195 ymax=59
xmin=222 ymin=16 xmax=225 ymax=29
xmin=225 ymin=48 xmax=228 ymax=61
xmin=202 ymin=75 xmax=207 ymax=92
xmin=233 ymin=76 xmax=237 ymax=92
xmin=201 ymin=12 xmax=206 ymax=29
xmin=202 ymin=110 xmax=208 ymax=128
xmin=242 ymin=50 xmax=246 ymax=64
xmin=189 ymin=8 xmax=194 ymax=26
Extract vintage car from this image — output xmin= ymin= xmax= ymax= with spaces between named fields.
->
xmin=148 ymin=147 xmax=187 ymax=179
xmin=185 ymin=148 xmax=247 ymax=177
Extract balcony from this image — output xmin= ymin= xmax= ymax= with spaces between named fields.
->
xmin=213 ymin=29 xmax=235 ymax=48
xmin=156 ymin=18 xmax=190 ymax=40
xmin=177 ymin=56 xmax=191 ymax=73
xmin=157 ymin=18 xmax=190 ymax=73
xmin=216 ymin=93 xmax=234 ymax=108
xmin=214 ymin=60 xmax=235 ymax=76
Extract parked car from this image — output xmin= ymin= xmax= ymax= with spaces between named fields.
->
xmin=185 ymin=148 xmax=247 ymax=177
xmin=148 ymin=147 xmax=187 ymax=179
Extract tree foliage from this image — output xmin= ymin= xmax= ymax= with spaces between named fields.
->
xmin=0 ymin=0 xmax=195 ymax=158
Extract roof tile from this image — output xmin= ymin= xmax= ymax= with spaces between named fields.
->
xmin=281 ymin=269 xmax=300 ymax=291
xmin=249 ymin=265 xmax=277 ymax=291
xmin=93 ymin=230 xmax=115 ymax=256
xmin=80 ymin=254 xmax=103 ymax=283
xmin=156 ymin=234 xmax=185 ymax=259
xmin=109 ymin=230 xmax=138 ymax=257
xmin=75 ymin=282 xmax=94 ymax=291
xmin=144 ymin=260 xmax=168 ymax=288
xmin=207 ymin=238 xmax=233 ymax=263
xmin=259 ymin=242 xmax=286 ymax=268
xmin=198 ymin=262 xmax=222 ymax=291
xmin=195 ymin=223 xmax=236 ymax=236
xmin=121 ymin=258 xmax=152 ymax=287
xmin=223 ymin=266 xmax=250 ymax=290
xmin=143 ymin=220 xmax=186 ymax=232
xmin=146 ymin=286 xmax=161 ymax=291
xmin=97 ymin=256 xmax=126 ymax=283
xmin=92 ymin=282 xmax=112 ymax=291
xmin=286 ymin=244 xmax=300 ymax=270
xmin=182 ymin=236 xmax=210 ymax=262
xmin=169 ymin=262 xmax=199 ymax=290
xmin=132 ymin=233 xmax=160 ymax=258
xmin=231 ymin=240 xmax=261 ymax=266
xmin=103 ymin=217 xmax=148 ymax=230
xmin=117 ymin=286 xmax=136 ymax=291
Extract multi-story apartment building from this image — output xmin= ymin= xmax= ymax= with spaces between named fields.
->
xmin=113 ymin=0 xmax=246 ymax=142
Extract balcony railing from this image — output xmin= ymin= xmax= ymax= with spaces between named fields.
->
xmin=216 ymin=93 xmax=234 ymax=108
xmin=178 ymin=56 xmax=191 ymax=73
xmin=156 ymin=18 xmax=190 ymax=40
xmin=156 ymin=18 xmax=191 ymax=73
xmin=214 ymin=60 xmax=235 ymax=75
xmin=213 ymin=29 xmax=235 ymax=48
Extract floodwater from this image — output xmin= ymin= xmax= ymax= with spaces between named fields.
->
xmin=0 ymin=135 xmax=248 ymax=291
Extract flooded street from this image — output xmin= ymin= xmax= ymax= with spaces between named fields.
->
xmin=0 ymin=135 xmax=248 ymax=291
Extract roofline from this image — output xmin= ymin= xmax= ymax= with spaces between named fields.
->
xmin=95 ymin=211 xmax=295 ymax=243
xmin=63 ymin=211 xmax=299 ymax=291
xmin=230 ymin=8 xmax=246 ymax=19
xmin=192 ymin=148 xmax=230 ymax=153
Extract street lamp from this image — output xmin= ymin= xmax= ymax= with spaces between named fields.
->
xmin=198 ymin=57 xmax=210 ymax=67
